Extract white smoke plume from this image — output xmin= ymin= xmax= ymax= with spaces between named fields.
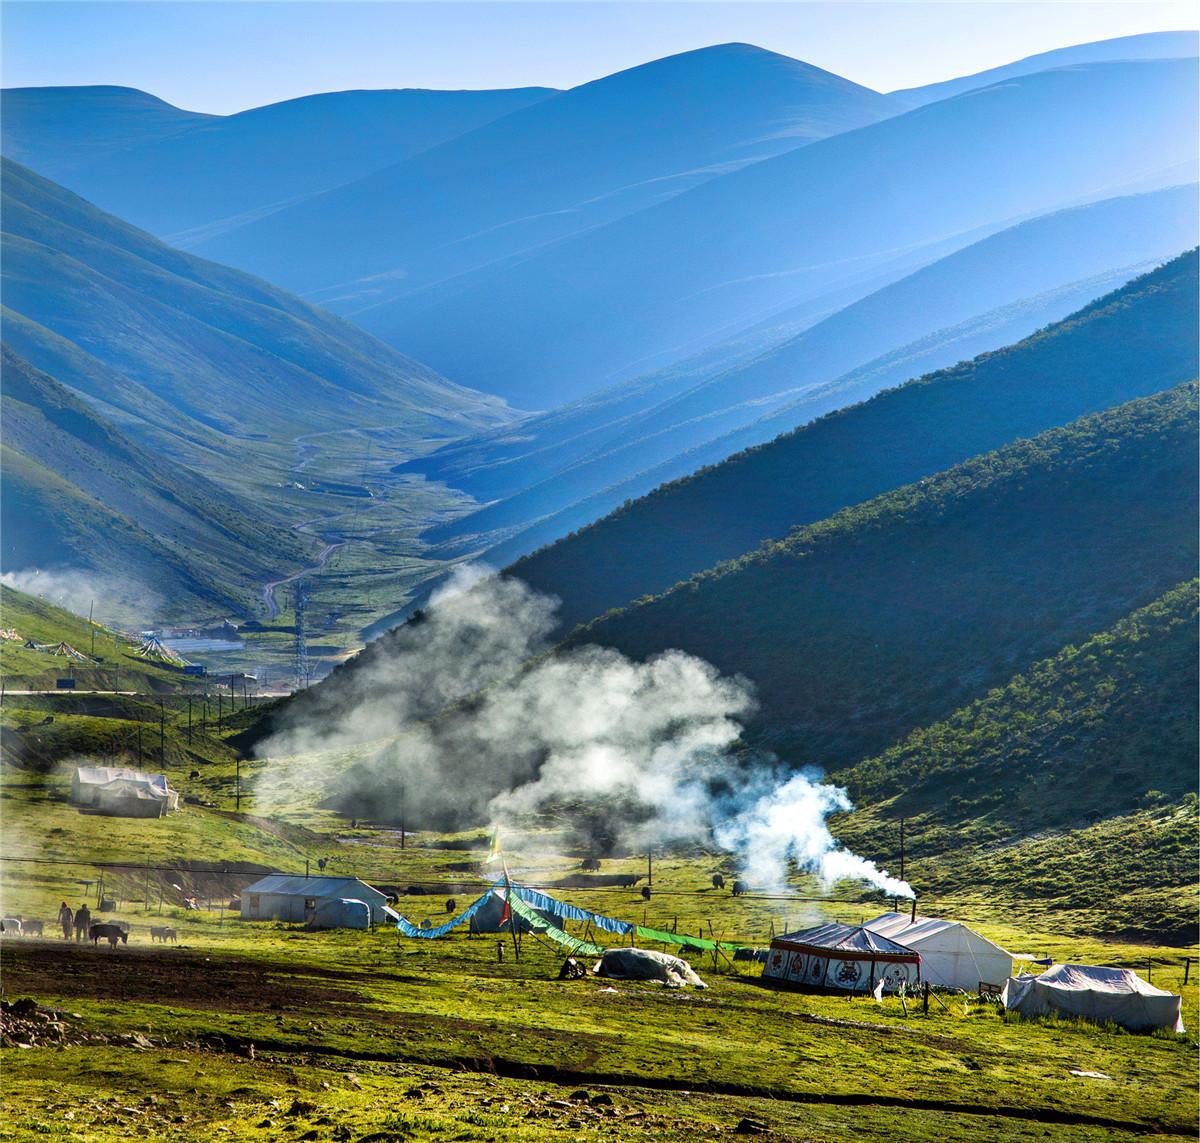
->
xmin=255 ymin=567 xmax=912 ymax=898
xmin=0 ymin=567 xmax=162 ymax=626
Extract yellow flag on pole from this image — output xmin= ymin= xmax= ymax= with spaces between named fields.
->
xmin=484 ymin=827 xmax=502 ymax=864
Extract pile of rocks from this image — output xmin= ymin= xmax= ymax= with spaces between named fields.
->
xmin=0 ymin=998 xmax=80 ymax=1048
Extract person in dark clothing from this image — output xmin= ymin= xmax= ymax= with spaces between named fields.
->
xmin=74 ymin=903 xmax=91 ymax=942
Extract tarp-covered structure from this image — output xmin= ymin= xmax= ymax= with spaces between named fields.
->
xmin=865 ymin=912 xmax=1012 ymax=992
xmin=1002 ymin=964 xmax=1184 ymax=1033
xmin=71 ymin=766 xmax=178 ymax=817
xmin=308 ymin=897 xmax=372 ymax=930
xmin=595 ymin=947 xmax=707 ymax=988
xmin=765 ymin=922 xmax=920 ymax=993
xmin=241 ymin=875 xmax=393 ymax=925
xmin=469 ymin=888 xmax=558 ymax=934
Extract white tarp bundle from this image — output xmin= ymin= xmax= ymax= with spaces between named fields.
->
xmin=865 ymin=912 xmax=1012 ymax=992
xmin=1002 ymin=963 xmax=1184 ymax=1033
xmin=595 ymin=947 xmax=707 ymax=989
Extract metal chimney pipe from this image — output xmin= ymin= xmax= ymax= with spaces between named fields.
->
xmin=910 ymin=896 xmax=918 ymax=923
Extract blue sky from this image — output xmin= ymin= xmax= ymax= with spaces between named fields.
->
xmin=4 ymin=1 xmax=1197 ymax=113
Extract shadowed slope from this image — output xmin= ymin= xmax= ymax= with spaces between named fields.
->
xmin=507 ymin=251 xmax=1199 ymax=631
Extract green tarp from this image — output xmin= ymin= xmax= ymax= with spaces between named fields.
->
xmin=636 ymin=925 xmax=720 ymax=952
xmin=507 ymin=892 xmax=606 ymax=957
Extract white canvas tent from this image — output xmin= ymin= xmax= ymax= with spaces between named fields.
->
xmin=72 ymin=766 xmax=179 ymax=816
xmin=1003 ymin=964 xmax=1184 ymax=1033
xmin=240 ymin=875 xmax=393 ymax=926
xmin=865 ymin=912 xmax=1012 ymax=992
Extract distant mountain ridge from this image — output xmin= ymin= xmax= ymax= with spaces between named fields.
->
xmin=350 ymin=56 xmax=1199 ymax=407
xmin=5 ymin=85 xmax=557 ymax=239
xmin=889 ymin=29 xmax=1199 ymax=107
xmin=189 ymin=43 xmax=901 ymax=314
xmin=0 ymin=85 xmax=215 ymax=177
xmin=507 ymin=251 xmax=1199 ymax=632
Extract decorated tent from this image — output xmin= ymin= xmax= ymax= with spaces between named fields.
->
xmin=764 ymin=922 xmax=920 ymax=993
xmin=1003 ymin=964 xmax=1184 ymax=1033
xmin=865 ymin=912 xmax=1012 ymax=992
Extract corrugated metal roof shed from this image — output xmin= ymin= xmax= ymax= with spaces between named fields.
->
xmin=241 ymin=875 xmax=387 ymax=899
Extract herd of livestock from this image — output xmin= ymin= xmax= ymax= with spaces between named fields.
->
xmin=0 ymin=906 xmax=178 ymax=948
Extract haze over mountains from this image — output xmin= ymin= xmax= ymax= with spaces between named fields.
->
xmin=411 ymin=185 xmax=1197 ymax=560
xmin=369 ymin=56 xmax=1197 ymax=407
xmin=3 ymin=85 xmax=557 ymax=240
xmin=887 ymin=28 xmax=1198 ymax=106
xmin=2 ymin=31 xmax=1196 ymax=646
xmin=507 ymin=252 xmax=1200 ymax=631
xmin=1 ymin=158 xmax=509 ymax=467
xmin=190 ymin=45 xmax=899 ymax=309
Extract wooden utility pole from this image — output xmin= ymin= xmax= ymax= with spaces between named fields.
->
xmin=647 ymin=850 xmax=653 ymax=886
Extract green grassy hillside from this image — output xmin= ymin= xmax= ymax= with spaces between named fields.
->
xmin=834 ymin=582 xmax=1198 ymax=939
xmin=573 ymin=385 xmax=1199 ymax=771
xmin=0 ymin=584 xmax=196 ymax=691
xmin=1 ymin=348 xmax=310 ymax=615
xmin=0 ymin=158 xmax=509 ymax=451
xmin=510 ymin=251 xmax=1199 ymax=631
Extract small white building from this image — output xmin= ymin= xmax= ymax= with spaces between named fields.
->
xmin=865 ymin=912 xmax=1013 ymax=992
xmin=239 ymin=875 xmax=393 ymax=926
xmin=71 ymin=766 xmax=179 ymax=817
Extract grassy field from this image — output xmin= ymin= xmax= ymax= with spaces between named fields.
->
xmin=1 ymin=657 xmax=1196 ymax=1143
xmin=1 ymin=732 xmax=1197 ymax=1143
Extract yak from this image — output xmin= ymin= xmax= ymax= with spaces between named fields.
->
xmin=90 ymin=922 xmax=128 ymax=948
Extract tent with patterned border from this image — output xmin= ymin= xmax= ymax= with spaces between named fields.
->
xmin=763 ymin=921 xmax=920 ymax=993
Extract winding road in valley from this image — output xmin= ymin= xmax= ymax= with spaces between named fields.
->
xmin=261 ymin=539 xmax=345 ymax=619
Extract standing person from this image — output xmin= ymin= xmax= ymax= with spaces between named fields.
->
xmin=57 ymin=901 xmax=73 ymax=941
xmin=74 ymin=902 xmax=91 ymax=943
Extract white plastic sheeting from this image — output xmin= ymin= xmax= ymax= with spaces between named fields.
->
xmin=595 ymin=947 xmax=707 ymax=989
xmin=1002 ymin=963 xmax=1184 ymax=1033
xmin=865 ymin=912 xmax=1012 ymax=992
